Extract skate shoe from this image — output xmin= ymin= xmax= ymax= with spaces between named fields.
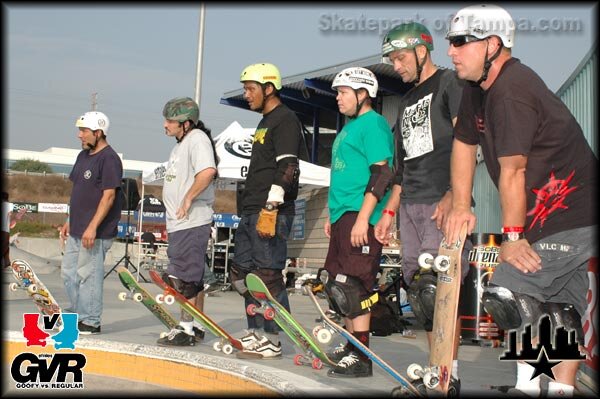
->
xmin=327 ymin=352 xmax=373 ymax=378
xmin=157 ymin=326 xmax=195 ymax=347
xmin=236 ymin=336 xmax=282 ymax=359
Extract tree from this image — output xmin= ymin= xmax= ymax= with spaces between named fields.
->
xmin=11 ymin=159 xmax=53 ymax=174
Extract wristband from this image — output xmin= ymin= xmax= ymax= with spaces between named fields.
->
xmin=383 ymin=209 xmax=396 ymax=217
xmin=503 ymin=232 xmax=525 ymax=242
xmin=501 ymin=226 xmax=524 ymax=233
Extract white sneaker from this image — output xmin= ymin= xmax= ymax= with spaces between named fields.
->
xmin=236 ymin=336 xmax=282 ymax=359
xmin=239 ymin=331 xmax=262 ymax=349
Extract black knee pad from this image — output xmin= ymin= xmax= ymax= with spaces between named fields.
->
xmin=407 ymin=273 xmax=436 ymax=331
xmin=229 ymin=263 xmax=251 ymax=299
xmin=544 ymin=302 xmax=584 ymax=346
xmin=482 ymin=285 xmax=545 ymax=331
xmin=325 ymin=275 xmax=378 ymax=319
xmin=161 ymin=273 xmax=202 ymax=299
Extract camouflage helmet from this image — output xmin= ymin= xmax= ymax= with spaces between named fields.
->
xmin=382 ymin=22 xmax=434 ymax=58
xmin=162 ymin=97 xmax=199 ymax=124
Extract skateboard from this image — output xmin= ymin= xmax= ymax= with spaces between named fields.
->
xmin=305 ymin=285 xmax=423 ymax=397
xmin=245 ymin=273 xmax=336 ymax=369
xmin=9 ymin=259 xmax=62 ymax=327
xmin=412 ymin=221 xmax=469 ymax=395
xmin=149 ymin=269 xmax=243 ymax=354
xmin=117 ymin=266 xmax=179 ymax=338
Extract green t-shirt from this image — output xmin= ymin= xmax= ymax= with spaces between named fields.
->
xmin=328 ymin=110 xmax=394 ymax=225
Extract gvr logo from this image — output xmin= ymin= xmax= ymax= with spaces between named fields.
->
xmin=11 ymin=313 xmax=87 ymax=388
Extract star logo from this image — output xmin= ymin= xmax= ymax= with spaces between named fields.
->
xmin=526 ymin=347 xmax=560 ymax=380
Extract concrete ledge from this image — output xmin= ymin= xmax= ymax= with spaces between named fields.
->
xmin=4 ymin=331 xmax=342 ymax=396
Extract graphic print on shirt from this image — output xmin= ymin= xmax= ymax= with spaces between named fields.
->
xmin=253 ymin=128 xmax=267 ymax=145
xmin=165 ymin=156 xmax=178 ymax=183
xmin=401 ymin=93 xmax=434 ymax=160
xmin=331 ymin=130 xmax=347 ymax=172
xmin=526 ymin=170 xmax=578 ymax=231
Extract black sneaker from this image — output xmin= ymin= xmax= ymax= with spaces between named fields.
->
xmin=78 ymin=321 xmax=101 ymax=335
xmin=447 ymin=377 xmax=461 ymax=397
xmin=193 ymin=326 xmax=205 ymax=341
xmin=157 ymin=326 xmax=195 ymax=347
xmin=327 ymin=342 xmax=351 ymax=363
xmin=327 ymin=352 xmax=373 ymax=378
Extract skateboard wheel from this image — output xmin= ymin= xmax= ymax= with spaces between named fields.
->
xmin=423 ymin=371 xmax=439 ymax=389
xmin=28 ymin=284 xmax=38 ymax=294
xmin=222 ymin=344 xmax=233 ymax=355
xmin=407 ymin=363 xmax=423 ymax=380
xmin=164 ymin=295 xmax=175 ymax=305
xmin=293 ymin=354 xmax=305 ymax=366
xmin=156 ymin=294 xmax=164 ymax=304
xmin=418 ymin=253 xmax=433 ymax=269
xmin=118 ymin=292 xmax=127 ymax=301
xmin=9 ymin=283 xmax=18 ymax=292
xmin=316 ymin=328 xmax=332 ymax=344
xmin=246 ymin=303 xmax=258 ymax=316
xmin=213 ymin=341 xmax=222 ymax=352
xmin=311 ymin=358 xmax=323 ymax=370
xmin=263 ymin=307 xmax=275 ymax=321
xmin=433 ymin=255 xmax=450 ymax=273
xmin=133 ymin=293 xmax=143 ymax=302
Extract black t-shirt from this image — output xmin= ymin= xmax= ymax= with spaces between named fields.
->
xmin=455 ymin=58 xmax=598 ymax=243
xmin=394 ymin=68 xmax=464 ymax=204
xmin=241 ymin=103 xmax=303 ymax=215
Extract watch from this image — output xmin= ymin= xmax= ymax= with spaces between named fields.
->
xmin=264 ymin=203 xmax=277 ymax=211
xmin=503 ymin=232 xmax=525 ymax=242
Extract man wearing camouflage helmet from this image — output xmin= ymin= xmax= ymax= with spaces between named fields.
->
xmin=157 ymin=97 xmax=219 ymax=347
xmin=375 ymin=21 xmax=468 ymax=395
xmin=230 ymin=63 xmax=305 ymax=359
xmin=60 ymin=111 xmax=123 ymax=335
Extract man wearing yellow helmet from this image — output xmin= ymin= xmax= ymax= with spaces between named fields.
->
xmin=231 ymin=63 xmax=305 ymax=359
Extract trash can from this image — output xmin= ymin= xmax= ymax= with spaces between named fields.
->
xmin=459 ymin=233 xmax=504 ymax=345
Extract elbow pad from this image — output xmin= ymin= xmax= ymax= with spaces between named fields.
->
xmin=275 ymin=157 xmax=300 ymax=193
xmin=365 ymin=164 xmax=394 ymax=201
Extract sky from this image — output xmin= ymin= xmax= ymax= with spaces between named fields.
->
xmin=6 ymin=3 xmax=597 ymax=163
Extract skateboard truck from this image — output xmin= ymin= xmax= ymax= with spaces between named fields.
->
xmin=407 ymin=363 xmax=440 ymax=389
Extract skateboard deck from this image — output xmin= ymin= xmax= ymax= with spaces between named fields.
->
xmin=117 ymin=266 xmax=179 ymax=333
xmin=305 ymin=286 xmax=422 ymax=397
xmin=149 ymin=270 xmax=243 ymax=354
xmin=245 ymin=273 xmax=336 ymax=369
xmin=417 ymin=222 xmax=469 ymax=395
xmin=9 ymin=259 xmax=62 ymax=327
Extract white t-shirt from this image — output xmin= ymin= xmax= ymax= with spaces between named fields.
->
xmin=2 ymin=201 xmax=13 ymax=233
xmin=163 ymin=129 xmax=216 ymax=233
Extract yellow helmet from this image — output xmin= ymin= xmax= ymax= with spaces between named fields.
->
xmin=240 ymin=63 xmax=282 ymax=90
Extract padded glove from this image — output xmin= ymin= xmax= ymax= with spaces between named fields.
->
xmin=256 ymin=208 xmax=277 ymax=238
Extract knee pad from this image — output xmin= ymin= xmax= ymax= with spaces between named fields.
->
xmin=324 ymin=274 xmax=378 ymax=319
xmin=161 ymin=273 xmax=202 ymax=299
xmin=229 ymin=263 xmax=250 ymax=299
xmin=482 ymin=286 xmax=545 ymax=331
xmin=407 ymin=273 xmax=436 ymax=331
xmin=544 ymin=302 xmax=584 ymax=345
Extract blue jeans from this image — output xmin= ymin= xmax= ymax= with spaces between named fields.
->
xmin=61 ymin=236 xmax=113 ymax=327
xmin=234 ymin=212 xmax=294 ymax=333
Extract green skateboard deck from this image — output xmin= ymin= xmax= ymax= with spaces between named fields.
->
xmin=245 ymin=273 xmax=336 ymax=369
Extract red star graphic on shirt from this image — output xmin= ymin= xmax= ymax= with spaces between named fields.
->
xmin=526 ymin=170 xmax=578 ymax=230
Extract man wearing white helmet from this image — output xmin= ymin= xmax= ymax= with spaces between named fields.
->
xmin=444 ymin=5 xmax=597 ymax=397
xmin=59 ymin=111 xmax=123 ymax=335
xmin=323 ymin=67 xmax=394 ymax=377
xmin=377 ymin=21 xmax=468 ymax=396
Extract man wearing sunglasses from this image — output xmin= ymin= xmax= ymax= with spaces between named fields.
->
xmin=445 ymin=4 xmax=597 ymax=397
xmin=377 ymin=21 xmax=467 ymax=396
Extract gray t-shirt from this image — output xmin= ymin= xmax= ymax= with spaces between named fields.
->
xmin=393 ymin=68 xmax=464 ymax=204
xmin=163 ymin=129 xmax=216 ymax=233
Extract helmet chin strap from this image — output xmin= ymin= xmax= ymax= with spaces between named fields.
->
xmin=175 ymin=122 xmax=193 ymax=143
xmin=350 ymin=90 xmax=367 ymax=119
xmin=87 ymin=132 xmax=99 ymax=150
xmin=476 ymin=39 xmax=503 ymax=86
xmin=411 ymin=48 xmax=428 ymax=84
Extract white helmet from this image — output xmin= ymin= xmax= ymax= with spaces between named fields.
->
xmin=446 ymin=4 xmax=515 ymax=48
xmin=75 ymin=111 xmax=110 ymax=135
xmin=331 ymin=67 xmax=378 ymax=98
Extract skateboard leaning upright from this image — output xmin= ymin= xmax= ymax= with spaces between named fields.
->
xmin=245 ymin=273 xmax=336 ymax=369
xmin=148 ymin=269 xmax=243 ymax=354
xmin=9 ymin=259 xmax=62 ymax=327
xmin=411 ymin=222 xmax=469 ymax=395
xmin=116 ymin=265 xmax=179 ymax=338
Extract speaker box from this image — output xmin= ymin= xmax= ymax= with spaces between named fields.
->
xmin=121 ymin=178 xmax=141 ymax=211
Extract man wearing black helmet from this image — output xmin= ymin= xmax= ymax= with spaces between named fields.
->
xmin=157 ymin=97 xmax=219 ymax=347
xmin=376 ymin=22 xmax=467 ymax=395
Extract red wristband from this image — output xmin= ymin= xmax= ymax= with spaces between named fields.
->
xmin=501 ymin=226 xmax=524 ymax=233
xmin=383 ymin=209 xmax=396 ymax=217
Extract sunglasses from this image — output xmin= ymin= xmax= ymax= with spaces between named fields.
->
xmin=448 ymin=35 xmax=484 ymax=48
